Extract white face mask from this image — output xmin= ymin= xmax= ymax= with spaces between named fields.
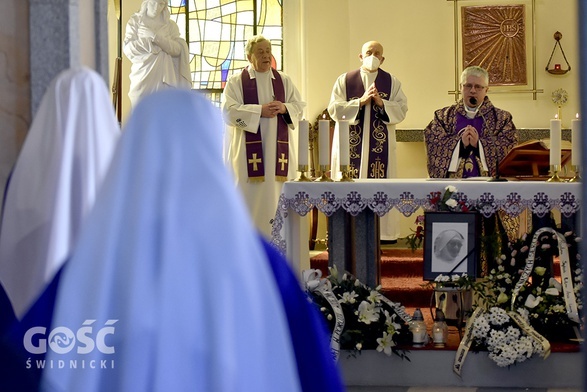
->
xmin=362 ymin=55 xmax=380 ymax=71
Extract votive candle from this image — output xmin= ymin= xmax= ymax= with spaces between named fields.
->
xmin=319 ymin=116 xmax=330 ymax=166
xmin=550 ymin=114 xmax=562 ymax=166
xmin=298 ymin=119 xmax=309 ymax=167
xmin=339 ymin=117 xmax=350 ymax=166
xmin=571 ymin=113 xmax=581 ymax=166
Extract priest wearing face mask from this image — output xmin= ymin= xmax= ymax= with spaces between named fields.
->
xmin=328 ymin=40 xmax=408 ymax=243
xmin=424 ymin=66 xmax=518 ymax=179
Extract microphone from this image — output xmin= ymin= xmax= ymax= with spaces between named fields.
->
xmin=468 ymin=97 xmax=477 ymax=106
xmin=489 ymin=155 xmax=508 ymax=182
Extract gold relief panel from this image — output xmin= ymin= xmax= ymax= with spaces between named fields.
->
xmin=461 ymin=5 xmax=527 ymax=86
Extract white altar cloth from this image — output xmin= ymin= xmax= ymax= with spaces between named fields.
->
xmin=270 ymin=179 xmax=581 ymax=274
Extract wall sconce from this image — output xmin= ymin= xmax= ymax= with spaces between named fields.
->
xmin=545 ymin=31 xmax=571 ymax=75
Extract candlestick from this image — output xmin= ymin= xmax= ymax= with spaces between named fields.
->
xmin=298 ymin=119 xmax=309 ymax=167
xmin=550 ymin=115 xmax=562 ymax=166
xmin=547 ymin=165 xmax=563 ymax=182
xmin=572 ymin=114 xmax=581 ymax=166
xmin=318 ymin=117 xmax=330 ymax=167
xmin=339 ymin=117 xmax=350 ymax=167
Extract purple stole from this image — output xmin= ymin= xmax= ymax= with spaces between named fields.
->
xmin=241 ymin=68 xmax=289 ymax=182
xmin=456 ymin=113 xmax=484 ymax=178
xmin=345 ymin=69 xmax=392 ymax=178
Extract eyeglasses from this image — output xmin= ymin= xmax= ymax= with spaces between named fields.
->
xmin=462 ymin=83 xmax=487 ymax=91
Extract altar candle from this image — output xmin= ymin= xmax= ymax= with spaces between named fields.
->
xmin=550 ymin=114 xmax=562 ymax=166
xmin=319 ymin=116 xmax=330 ymax=166
xmin=339 ymin=116 xmax=350 ymax=166
xmin=572 ymin=113 xmax=581 ymax=166
xmin=298 ymin=119 xmax=309 ymax=167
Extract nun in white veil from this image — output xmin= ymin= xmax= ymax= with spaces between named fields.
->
xmin=0 ymin=67 xmax=120 ymax=322
xmin=41 ymin=90 xmax=306 ymax=391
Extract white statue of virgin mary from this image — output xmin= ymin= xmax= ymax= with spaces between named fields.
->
xmin=123 ymin=0 xmax=191 ymax=107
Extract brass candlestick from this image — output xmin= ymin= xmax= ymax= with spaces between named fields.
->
xmin=547 ymin=164 xmax=564 ymax=182
xmin=294 ymin=164 xmax=312 ymax=182
xmin=315 ymin=165 xmax=333 ymax=182
xmin=569 ymin=165 xmax=581 ymax=182
xmin=339 ymin=165 xmax=354 ymax=182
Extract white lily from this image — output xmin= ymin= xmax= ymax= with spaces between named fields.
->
xmin=545 ymin=287 xmax=560 ymax=296
xmin=376 ymin=331 xmax=395 ymax=356
xmin=549 ymin=278 xmax=562 ymax=291
xmin=524 ymin=294 xmax=542 ymax=308
xmin=356 ymin=301 xmax=379 ymax=324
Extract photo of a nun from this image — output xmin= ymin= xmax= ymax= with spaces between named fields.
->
xmin=433 ymin=228 xmax=466 ymax=270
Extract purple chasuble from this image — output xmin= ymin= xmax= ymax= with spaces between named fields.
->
xmin=241 ymin=68 xmax=289 ymax=181
xmin=345 ymin=69 xmax=392 ymax=178
xmin=456 ymin=113 xmax=484 ymax=178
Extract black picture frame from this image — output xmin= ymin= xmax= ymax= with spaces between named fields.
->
xmin=423 ymin=212 xmax=479 ymax=281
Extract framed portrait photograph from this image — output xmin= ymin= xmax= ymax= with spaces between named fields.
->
xmin=423 ymin=212 xmax=479 ymax=281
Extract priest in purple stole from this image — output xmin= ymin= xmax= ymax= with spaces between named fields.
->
xmin=222 ymin=35 xmax=305 ymax=238
xmin=328 ymin=41 xmax=408 ymax=242
xmin=424 ymin=66 xmax=517 ymax=179
xmin=425 ymin=66 xmax=519 ymax=275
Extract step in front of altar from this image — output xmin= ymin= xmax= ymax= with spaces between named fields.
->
xmin=339 ymin=349 xmax=582 ymax=389
xmin=310 ymin=248 xmax=431 ymax=308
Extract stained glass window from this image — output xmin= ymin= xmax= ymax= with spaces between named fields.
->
xmin=168 ymin=0 xmax=283 ymax=104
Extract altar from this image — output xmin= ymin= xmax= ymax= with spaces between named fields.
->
xmin=271 ymin=179 xmax=581 ymax=283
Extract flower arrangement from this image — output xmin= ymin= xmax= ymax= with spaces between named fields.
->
xmin=405 ymin=215 xmax=425 ymax=251
xmin=463 ymin=228 xmax=583 ymax=368
xmin=307 ymin=266 xmax=412 ymax=359
xmin=468 ymin=307 xmax=546 ymax=367
xmin=406 ymin=185 xmax=470 ymax=251
xmin=432 ymin=273 xmax=476 ymax=290
xmin=428 ymin=185 xmax=470 ymax=213
xmin=473 ymin=228 xmax=583 ymax=341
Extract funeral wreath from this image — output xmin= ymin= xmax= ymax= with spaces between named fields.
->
xmin=304 ymin=266 xmax=412 ymax=360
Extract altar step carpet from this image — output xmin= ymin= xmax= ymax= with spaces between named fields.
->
xmin=309 ymin=248 xmax=567 ymax=311
xmin=309 ymin=248 xmax=431 ymax=309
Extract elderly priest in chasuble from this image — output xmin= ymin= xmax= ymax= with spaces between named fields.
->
xmin=424 ymin=66 xmax=519 ymax=272
xmin=328 ymin=40 xmax=408 ymax=242
xmin=424 ymin=66 xmax=517 ymax=179
xmin=222 ymin=35 xmax=305 ymax=238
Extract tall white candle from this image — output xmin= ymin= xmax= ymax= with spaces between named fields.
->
xmin=319 ymin=117 xmax=330 ymax=166
xmin=339 ymin=117 xmax=350 ymax=166
xmin=298 ymin=119 xmax=309 ymax=167
xmin=571 ymin=113 xmax=581 ymax=166
xmin=550 ymin=114 xmax=562 ymax=166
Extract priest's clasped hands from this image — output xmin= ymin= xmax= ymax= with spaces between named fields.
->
xmin=261 ymin=100 xmax=287 ymax=118
xmin=359 ymin=82 xmax=384 ymax=108
xmin=458 ymin=125 xmax=479 ymax=148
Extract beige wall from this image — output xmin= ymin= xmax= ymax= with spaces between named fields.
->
xmin=106 ymin=0 xmax=580 ymax=236
xmin=0 ymin=0 xmax=578 ymax=232
xmin=110 ymin=0 xmax=580 ymax=128
xmin=286 ymin=0 xmax=580 ymax=236
xmin=291 ymin=0 xmax=579 ymax=129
